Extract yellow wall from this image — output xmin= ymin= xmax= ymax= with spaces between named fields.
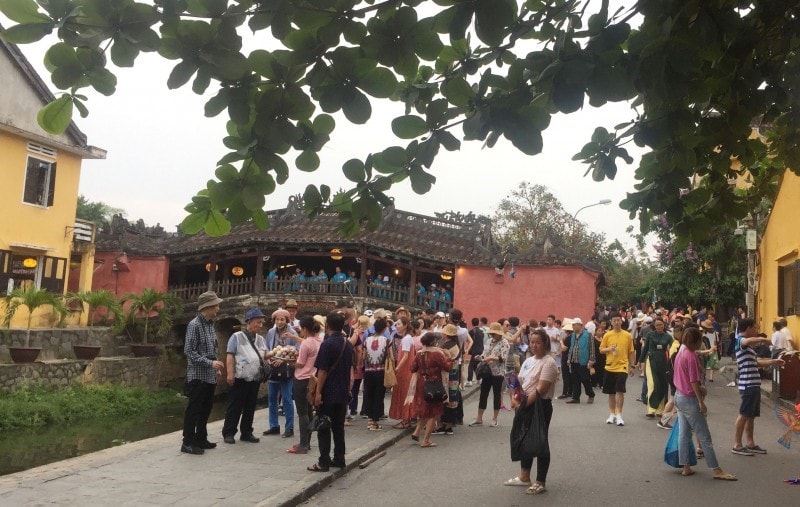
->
xmin=0 ymin=130 xmax=82 ymax=262
xmin=757 ymin=168 xmax=800 ymax=339
xmin=0 ymin=131 xmax=86 ymax=329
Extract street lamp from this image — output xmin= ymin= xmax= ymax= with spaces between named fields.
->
xmin=573 ymin=199 xmax=612 ymax=221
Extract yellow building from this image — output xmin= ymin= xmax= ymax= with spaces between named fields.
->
xmin=756 ymin=168 xmax=800 ymax=340
xmin=0 ymin=34 xmax=105 ymax=326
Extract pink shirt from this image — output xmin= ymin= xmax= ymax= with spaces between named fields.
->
xmin=521 ymin=355 xmax=558 ymax=400
xmin=294 ymin=334 xmax=322 ymax=380
xmin=673 ymin=344 xmax=703 ymax=396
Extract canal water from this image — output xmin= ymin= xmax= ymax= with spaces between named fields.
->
xmin=0 ymin=399 xmax=238 ymax=477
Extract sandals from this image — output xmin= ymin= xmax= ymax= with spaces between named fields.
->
xmin=368 ymin=424 xmax=383 ymax=431
xmin=526 ymin=483 xmax=546 ymax=495
xmin=307 ymin=463 xmax=329 ymax=472
xmin=420 ymin=441 xmax=437 ymax=448
xmin=287 ymin=446 xmax=308 ymax=454
xmin=713 ymin=473 xmax=738 ymax=481
xmin=504 ymin=477 xmax=531 ymax=487
xmin=392 ymin=422 xmax=410 ymax=429
xmin=411 ymin=434 xmax=419 ymax=442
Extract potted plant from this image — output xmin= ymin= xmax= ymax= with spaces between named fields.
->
xmin=2 ymin=286 xmax=68 ymax=363
xmin=66 ymin=290 xmax=124 ymax=360
xmin=121 ymin=288 xmax=182 ymax=357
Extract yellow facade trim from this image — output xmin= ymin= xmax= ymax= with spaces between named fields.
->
xmin=774 ymin=249 xmax=799 ymax=263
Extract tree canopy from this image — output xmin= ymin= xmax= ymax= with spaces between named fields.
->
xmin=2 ymin=0 xmax=797 ymax=241
xmin=76 ymin=194 xmax=125 ymax=228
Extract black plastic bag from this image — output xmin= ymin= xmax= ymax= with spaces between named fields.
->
xmin=510 ymin=399 xmax=549 ymax=461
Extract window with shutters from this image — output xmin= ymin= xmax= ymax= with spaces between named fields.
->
xmin=22 ymin=156 xmax=57 ymax=207
xmin=777 ymin=259 xmax=800 ymax=316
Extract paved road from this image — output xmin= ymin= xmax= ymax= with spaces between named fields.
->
xmin=303 ymin=370 xmax=800 ymax=506
xmin=0 ymin=365 xmax=797 ymax=506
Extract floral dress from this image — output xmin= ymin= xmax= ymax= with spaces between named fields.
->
xmin=410 ymin=349 xmax=452 ymax=419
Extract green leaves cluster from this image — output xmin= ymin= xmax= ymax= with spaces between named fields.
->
xmin=2 ymin=0 xmax=798 ymax=242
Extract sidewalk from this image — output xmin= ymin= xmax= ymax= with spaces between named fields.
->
xmin=0 ymin=386 xmax=481 ymax=507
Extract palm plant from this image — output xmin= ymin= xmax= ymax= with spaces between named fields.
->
xmin=2 ymin=286 xmax=68 ymax=347
xmin=121 ymin=288 xmax=183 ymax=344
xmin=67 ymin=290 xmax=124 ymax=331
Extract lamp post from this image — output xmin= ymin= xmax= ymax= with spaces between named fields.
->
xmin=573 ymin=198 xmax=612 ymax=221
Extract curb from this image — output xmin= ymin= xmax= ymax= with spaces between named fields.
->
xmin=263 ymin=384 xmax=482 ymax=506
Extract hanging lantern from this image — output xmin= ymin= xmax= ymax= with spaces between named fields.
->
xmin=231 ymin=266 xmax=244 ymax=276
xmin=22 ymin=257 xmax=38 ymax=268
xmin=205 ymin=263 xmax=218 ymax=272
xmin=440 ymin=269 xmax=453 ymax=280
xmin=330 ymin=248 xmax=343 ymax=261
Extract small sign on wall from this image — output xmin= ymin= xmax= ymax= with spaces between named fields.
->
xmin=746 ymin=229 xmax=757 ymax=250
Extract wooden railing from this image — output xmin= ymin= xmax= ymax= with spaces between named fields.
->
xmin=168 ymin=276 xmax=455 ymax=308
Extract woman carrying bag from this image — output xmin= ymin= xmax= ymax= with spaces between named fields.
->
xmin=506 ymin=329 xmax=558 ymax=495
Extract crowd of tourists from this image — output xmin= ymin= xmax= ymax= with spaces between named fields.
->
xmin=180 ymin=294 xmax=793 ymax=494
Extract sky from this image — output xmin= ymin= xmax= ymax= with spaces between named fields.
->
xmin=5 ymin=9 xmax=649 ymax=252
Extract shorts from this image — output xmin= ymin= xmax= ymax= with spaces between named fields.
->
xmin=602 ymin=371 xmax=628 ymax=394
xmin=738 ymin=386 xmax=761 ymax=418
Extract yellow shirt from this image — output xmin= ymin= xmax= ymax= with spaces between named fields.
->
xmin=600 ymin=329 xmax=634 ymax=373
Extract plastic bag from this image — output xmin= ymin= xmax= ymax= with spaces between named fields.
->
xmin=663 ymin=417 xmax=697 ymax=468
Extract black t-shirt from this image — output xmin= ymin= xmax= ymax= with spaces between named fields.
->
xmin=469 ymin=328 xmax=484 ymax=356
xmin=314 ymin=332 xmax=354 ymax=404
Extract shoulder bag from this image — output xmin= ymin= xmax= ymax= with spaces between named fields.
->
xmin=384 ymin=338 xmax=397 ymax=388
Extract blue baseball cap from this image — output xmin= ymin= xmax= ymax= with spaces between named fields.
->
xmin=245 ymin=308 xmax=266 ymax=322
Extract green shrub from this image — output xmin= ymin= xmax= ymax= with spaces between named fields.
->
xmin=0 ymin=384 xmax=183 ymax=431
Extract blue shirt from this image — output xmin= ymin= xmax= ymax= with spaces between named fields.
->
xmin=314 ymin=332 xmax=354 ymax=404
xmin=568 ymin=329 xmax=595 ymax=365
xmin=332 ymin=272 xmax=347 ymax=283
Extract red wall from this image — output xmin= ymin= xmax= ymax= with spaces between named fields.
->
xmin=454 ymin=265 xmax=600 ymax=323
xmin=91 ymin=251 xmax=170 ymax=297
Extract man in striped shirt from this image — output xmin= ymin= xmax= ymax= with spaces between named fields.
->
xmin=732 ymin=318 xmax=785 ymax=456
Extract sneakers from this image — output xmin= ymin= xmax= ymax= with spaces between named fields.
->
xmin=468 ymin=420 xmax=483 ymax=427
xmin=431 ymin=427 xmax=448 ymax=435
xmin=465 ymin=381 xmax=473 ymax=387
xmin=345 ymin=414 xmax=354 ymax=421
xmin=746 ymin=445 xmax=767 ymax=454
xmin=616 ymin=416 xmax=625 ymax=427
xmin=606 ymin=414 xmax=616 ymax=424
xmin=731 ymin=447 xmax=755 ymax=456
xmin=656 ymin=420 xmax=673 ymax=430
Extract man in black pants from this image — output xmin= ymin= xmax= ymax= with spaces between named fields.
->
xmin=308 ymin=311 xmax=354 ymax=472
xmin=182 ymin=291 xmax=225 ymax=455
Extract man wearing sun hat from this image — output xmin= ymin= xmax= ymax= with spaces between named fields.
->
xmin=182 ymin=291 xmax=225 ymax=455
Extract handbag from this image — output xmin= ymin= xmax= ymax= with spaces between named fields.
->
xmin=384 ymin=345 xmax=397 ymax=388
xmin=475 ymin=360 xmax=492 ymax=380
xmin=305 ymin=375 xmax=317 ymax=405
xmin=422 ymin=353 xmax=447 ymax=403
xmin=663 ymin=417 xmax=697 ymax=468
xmin=308 ymin=412 xmax=331 ymax=432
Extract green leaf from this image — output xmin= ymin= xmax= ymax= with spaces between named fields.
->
xmin=303 ymin=184 xmax=322 ymax=209
xmin=241 ymin=186 xmax=266 ymax=210
xmin=313 ymin=114 xmax=335 ymax=135
xmin=295 ymin=150 xmax=320 ymax=172
xmin=341 ymin=89 xmax=371 ymax=124
xmin=409 ymin=165 xmax=436 ymax=194
xmin=352 ymin=196 xmax=382 ymax=231
xmin=0 ymin=22 xmax=53 ymax=43
xmin=252 ymin=208 xmax=269 ymax=230
xmin=342 ymin=159 xmax=366 ymax=182
xmin=37 ymin=96 xmax=73 ymax=134
xmin=391 ymin=115 xmax=428 ymax=139
xmin=0 ymin=0 xmax=51 ymax=23
xmin=110 ymin=37 xmax=139 ymax=67
xmin=86 ymin=69 xmax=117 ymax=96
xmin=180 ymin=211 xmax=208 ymax=235
xmin=358 ymin=67 xmax=398 ymax=98
xmin=205 ymin=89 xmax=229 ymax=117
xmin=44 ymin=42 xmax=78 ymax=70
xmin=167 ymin=61 xmax=198 ymax=89
xmin=437 ymin=131 xmax=461 ymax=151
xmin=215 ymin=164 xmax=239 ymax=182
xmin=204 ymin=210 xmax=232 ymax=236
xmin=441 ymin=77 xmax=475 ymax=107
xmin=207 ymin=181 xmax=240 ymax=209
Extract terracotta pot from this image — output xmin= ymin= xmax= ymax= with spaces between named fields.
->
xmin=9 ymin=347 xmax=42 ymax=363
xmin=130 ymin=344 xmax=159 ymax=357
xmin=73 ymin=345 xmax=102 ymax=361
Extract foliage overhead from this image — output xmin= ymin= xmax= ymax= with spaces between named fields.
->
xmin=2 ymin=0 xmax=798 ymax=241
xmin=76 ymin=194 xmax=125 ymax=228
xmin=492 ymin=181 xmax=605 ymax=260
